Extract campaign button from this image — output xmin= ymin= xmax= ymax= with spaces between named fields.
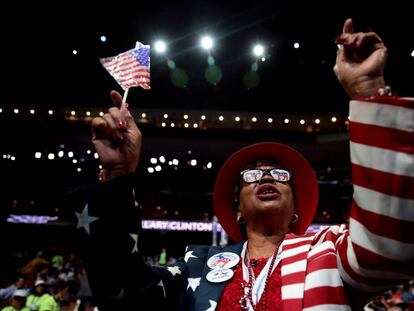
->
xmin=206 ymin=267 xmax=234 ymax=283
xmin=207 ymin=252 xmax=240 ymax=269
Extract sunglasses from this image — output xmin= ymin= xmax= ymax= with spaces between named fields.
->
xmin=240 ymin=168 xmax=291 ymax=183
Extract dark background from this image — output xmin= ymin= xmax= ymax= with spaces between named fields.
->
xmin=1 ymin=1 xmax=412 ymax=111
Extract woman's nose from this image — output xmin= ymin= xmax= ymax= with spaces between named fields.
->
xmin=259 ymin=173 xmax=275 ymax=183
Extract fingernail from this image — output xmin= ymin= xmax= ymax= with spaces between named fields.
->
xmin=118 ymin=120 xmax=126 ymax=130
xmin=335 ymin=35 xmax=346 ymax=44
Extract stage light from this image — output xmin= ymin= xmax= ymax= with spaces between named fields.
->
xmin=253 ymin=44 xmax=264 ymax=57
xmin=35 ymin=152 xmax=41 ymax=159
xmin=294 ymin=42 xmax=300 ymax=49
xmin=154 ymin=40 xmax=166 ymax=54
xmin=72 ymin=50 xmax=78 ymax=55
xmin=200 ymin=36 xmax=213 ymax=50
xmin=100 ymin=35 xmax=107 ymax=43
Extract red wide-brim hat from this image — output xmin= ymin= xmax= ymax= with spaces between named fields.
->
xmin=213 ymin=142 xmax=319 ymax=242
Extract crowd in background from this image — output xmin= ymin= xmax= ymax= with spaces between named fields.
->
xmin=0 ymin=247 xmax=180 ymax=311
xmin=0 ymin=249 xmax=93 ymax=311
xmin=1 ymin=246 xmax=413 ymax=311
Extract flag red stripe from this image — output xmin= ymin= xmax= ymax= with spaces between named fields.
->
xmin=352 ymin=164 xmax=414 ymax=200
xmin=351 ymin=202 xmax=414 ymax=243
xmin=350 ymin=122 xmax=414 ymax=154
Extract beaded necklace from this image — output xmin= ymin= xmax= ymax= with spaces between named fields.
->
xmin=239 ymin=242 xmax=281 ymax=311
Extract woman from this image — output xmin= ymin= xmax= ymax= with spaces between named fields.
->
xmin=72 ymin=18 xmax=414 ymax=310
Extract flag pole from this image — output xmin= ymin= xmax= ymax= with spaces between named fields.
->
xmin=123 ymin=88 xmax=129 ymax=103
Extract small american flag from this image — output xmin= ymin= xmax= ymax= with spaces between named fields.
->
xmin=100 ymin=41 xmax=150 ymax=90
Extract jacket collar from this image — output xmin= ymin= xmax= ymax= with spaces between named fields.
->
xmin=280 ymin=233 xmax=313 ymax=311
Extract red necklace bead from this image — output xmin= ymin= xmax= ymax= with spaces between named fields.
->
xmin=245 ymin=246 xmax=278 ymax=311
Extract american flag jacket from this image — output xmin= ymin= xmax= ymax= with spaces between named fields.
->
xmin=69 ymin=96 xmax=414 ymax=310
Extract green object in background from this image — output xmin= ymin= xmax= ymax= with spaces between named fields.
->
xmin=205 ymin=65 xmax=222 ymax=85
xmin=243 ymin=71 xmax=260 ymax=89
xmin=159 ymin=248 xmax=167 ymax=265
xmin=171 ymin=68 xmax=189 ymax=88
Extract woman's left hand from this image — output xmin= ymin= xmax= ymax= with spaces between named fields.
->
xmin=334 ymin=18 xmax=387 ymax=99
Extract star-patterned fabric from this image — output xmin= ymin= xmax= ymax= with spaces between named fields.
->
xmin=67 ymin=174 xmax=247 ymax=310
xmin=75 ymin=204 xmax=99 ymax=234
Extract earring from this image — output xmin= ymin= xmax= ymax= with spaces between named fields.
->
xmin=237 ymin=216 xmax=246 ymax=225
xmin=291 ymin=213 xmax=299 ymax=224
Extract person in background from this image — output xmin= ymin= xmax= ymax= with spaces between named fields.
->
xmin=0 ymin=278 xmax=29 ymax=300
xmin=70 ymin=18 xmax=414 ymax=310
xmin=20 ymin=253 xmax=50 ymax=288
xmin=158 ymin=248 xmax=167 ymax=266
xmin=26 ymin=280 xmax=59 ymax=311
xmin=1 ymin=290 xmax=30 ymax=311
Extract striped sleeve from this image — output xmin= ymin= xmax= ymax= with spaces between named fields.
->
xmin=338 ymin=96 xmax=414 ymax=292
